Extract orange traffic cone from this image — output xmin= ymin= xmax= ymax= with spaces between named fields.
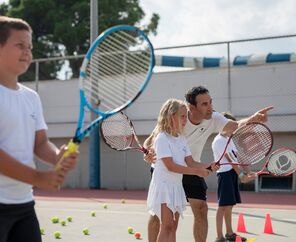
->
xmin=263 ymin=213 xmax=274 ymax=234
xmin=235 ymin=235 xmax=242 ymax=242
xmin=237 ymin=212 xmax=247 ymax=233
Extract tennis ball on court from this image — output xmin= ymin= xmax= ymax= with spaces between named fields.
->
xmin=82 ymin=228 xmax=89 ymax=235
xmin=134 ymin=232 xmax=141 ymax=239
xmin=67 ymin=216 xmax=73 ymax=222
xmin=60 ymin=220 xmax=66 ymax=226
xmin=51 ymin=217 xmax=59 ymax=223
xmin=121 ymin=199 xmax=126 ymax=204
xmin=127 ymin=227 xmax=133 ymax=234
xmin=54 ymin=231 xmax=61 ymax=239
xmin=102 ymin=204 xmax=108 ymax=209
xmin=91 ymin=211 xmax=96 ymax=217
xmin=40 ymin=228 xmax=45 ymax=235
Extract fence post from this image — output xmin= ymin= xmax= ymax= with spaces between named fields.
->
xmin=35 ymin=61 xmax=39 ymax=92
xmin=227 ymin=42 xmax=232 ymax=112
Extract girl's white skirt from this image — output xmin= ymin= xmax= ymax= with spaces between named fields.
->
xmin=147 ymin=177 xmax=187 ymax=221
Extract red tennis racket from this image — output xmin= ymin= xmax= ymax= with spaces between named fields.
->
xmin=209 ymin=122 xmax=273 ymax=170
xmin=100 ymin=112 xmax=148 ymax=154
xmin=254 ymin=148 xmax=296 ymax=176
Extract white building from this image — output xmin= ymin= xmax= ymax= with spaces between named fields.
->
xmin=26 ymin=54 xmax=296 ymax=192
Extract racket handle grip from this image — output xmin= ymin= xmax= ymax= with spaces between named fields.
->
xmin=63 ymin=140 xmax=79 ymax=158
xmin=55 ymin=140 xmax=79 ymax=171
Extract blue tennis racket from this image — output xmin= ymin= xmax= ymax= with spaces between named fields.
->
xmin=58 ymin=25 xmax=154 ymax=162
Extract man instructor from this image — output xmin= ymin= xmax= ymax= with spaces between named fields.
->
xmin=146 ymin=86 xmax=273 ymax=242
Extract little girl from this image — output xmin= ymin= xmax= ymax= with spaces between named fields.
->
xmin=146 ymin=98 xmax=209 ymax=242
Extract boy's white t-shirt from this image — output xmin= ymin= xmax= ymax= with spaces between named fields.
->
xmin=0 ymin=83 xmax=47 ymax=204
xmin=184 ymin=111 xmax=229 ymax=161
xmin=212 ymin=133 xmax=237 ymax=173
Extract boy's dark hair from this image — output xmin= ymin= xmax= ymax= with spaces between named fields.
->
xmin=185 ymin=86 xmax=209 ymax=106
xmin=221 ymin=111 xmax=236 ymax=121
xmin=0 ymin=16 xmax=32 ymax=45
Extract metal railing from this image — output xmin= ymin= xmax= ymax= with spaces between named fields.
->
xmin=30 ymin=34 xmax=296 ymax=97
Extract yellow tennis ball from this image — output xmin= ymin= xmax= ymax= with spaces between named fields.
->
xmin=67 ymin=216 xmax=73 ymax=222
xmin=51 ymin=217 xmax=59 ymax=223
xmin=83 ymin=228 xmax=89 ymax=235
xmin=103 ymin=204 xmax=108 ymax=209
xmin=127 ymin=227 xmax=133 ymax=234
xmin=91 ymin=211 xmax=96 ymax=217
xmin=40 ymin=228 xmax=45 ymax=235
xmin=54 ymin=231 xmax=61 ymax=239
xmin=60 ymin=220 xmax=66 ymax=226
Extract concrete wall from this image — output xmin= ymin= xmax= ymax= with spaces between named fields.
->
xmin=26 ymin=62 xmax=296 ymax=191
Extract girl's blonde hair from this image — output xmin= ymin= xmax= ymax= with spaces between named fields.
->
xmin=144 ymin=98 xmax=187 ymax=149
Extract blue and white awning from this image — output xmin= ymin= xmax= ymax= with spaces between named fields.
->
xmin=155 ymin=53 xmax=296 ymax=68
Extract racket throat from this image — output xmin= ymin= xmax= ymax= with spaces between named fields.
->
xmin=72 ymin=137 xmax=82 ymax=144
xmin=73 ymin=128 xmax=83 ymax=144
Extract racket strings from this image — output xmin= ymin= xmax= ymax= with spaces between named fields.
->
xmin=232 ymin=123 xmax=273 ymax=165
xmin=102 ymin=30 xmax=151 ymax=69
xmin=95 ymin=55 xmax=149 ymax=89
xmin=100 ymin=31 xmax=151 ymax=70
xmin=267 ymin=149 xmax=296 ymax=175
xmin=94 ymin=42 xmax=150 ymax=75
xmin=96 ymin=41 xmax=149 ymax=81
xmin=85 ymin=53 xmax=143 ymax=106
xmin=83 ymin=29 xmax=152 ymax=112
xmin=101 ymin=113 xmax=134 ymax=150
xmin=95 ymin=42 xmax=150 ymax=90
xmin=84 ymin=66 xmax=145 ymax=110
xmin=85 ymin=53 xmax=149 ymax=110
xmin=91 ymin=52 xmax=145 ymax=92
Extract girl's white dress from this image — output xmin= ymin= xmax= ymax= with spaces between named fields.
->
xmin=147 ymin=132 xmax=191 ymax=221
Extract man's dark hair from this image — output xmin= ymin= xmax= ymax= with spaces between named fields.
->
xmin=185 ymin=86 xmax=209 ymax=106
xmin=0 ymin=16 xmax=32 ymax=45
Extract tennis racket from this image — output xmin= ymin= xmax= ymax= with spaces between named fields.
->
xmin=100 ymin=112 xmax=148 ymax=154
xmin=254 ymin=148 xmax=296 ymax=176
xmin=209 ymin=122 xmax=273 ymax=170
xmin=57 ymin=25 xmax=154 ymax=164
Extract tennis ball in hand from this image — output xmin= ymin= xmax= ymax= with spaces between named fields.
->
xmin=134 ymin=232 xmax=141 ymax=239
xmin=40 ymin=228 xmax=45 ymax=235
xmin=82 ymin=228 xmax=89 ymax=235
xmin=102 ymin=204 xmax=108 ymax=209
xmin=67 ymin=216 xmax=73 ymax=222
xmin=127 ymin=227 xmax=133 ymax=234
xmin=54 ymin=231 xmax=61 ymax=239
xmin=51 ymin=217 xmax=59 ymax=223
xmin=91 ymin=211 xmax=96 ymax=217
xmin=60 ymin=220 xmax=66 ymax=226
